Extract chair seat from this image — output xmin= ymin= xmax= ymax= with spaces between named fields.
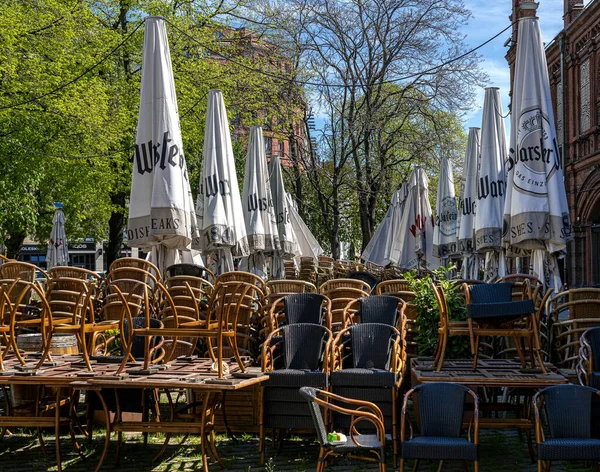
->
xmin=468 ymin=300 xmax=534 ymax=323
xmin=402 ymin=436 xmax=478 ymax=461
xmin=266 ymin=369 xmax=328 ymax=388
xmin=329 ymin=433 xmax=391 ymax=452
xmin=331 ymin=368 xmax=396 ymax=387
xmin=538 ymin=438 xmax=600 ymax=461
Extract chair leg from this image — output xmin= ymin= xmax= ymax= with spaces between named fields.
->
xmin=472 ymin=336 xmax=480 ymax=371
xmin=412 ymin=459 xmax=420 ymax=472
xmin=399 ymin=458 xmax=405 ymax=472
xmin=436 ymin=332 xmax=448 ymax=372
xmin=474 ymin=460 xmax=479 ymax=472
xmin=537 ymin=460 xmax=543 ymax=472
xmin=437 ymin=460 xmax=444 ymax=472
xmin=544 ymin=460 xmax=551 ymax=472
xmin=316 ymin=447 xmax=326 ymax=472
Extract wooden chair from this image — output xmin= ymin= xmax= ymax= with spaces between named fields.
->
xmin=320 ymin=278 xmax=371 ymax=294
xmin=48 ymin=266 xmax=102 ymax=282
xmin=321 ymin=280 xmax=370 ymax=332
xmin=463 ymin=282 xmax=547 ymax=373
xmin=431 ymin=282 xmax=471 ymax=372
xmin=300 ymin=387 xmax=388 ymax=472
xmin=0 ymin=261 xmax=44 ymax=282
xmin=264 ymin=280 xmax=317 ymax=330
xmin=215 ymin=270 xmax=267 ymax=293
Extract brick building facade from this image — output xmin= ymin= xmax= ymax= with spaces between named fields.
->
xmin=508 ymin=0 xmax=600 ymax=287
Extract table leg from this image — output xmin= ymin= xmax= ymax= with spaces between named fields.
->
xmin=94 ymin=389 xmax=111 ymax=472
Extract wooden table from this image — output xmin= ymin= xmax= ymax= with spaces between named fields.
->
xmin=411 ymin=358 xmax=568 ymax=460
xmin=0 ymin=354 xmax=268 ymax=472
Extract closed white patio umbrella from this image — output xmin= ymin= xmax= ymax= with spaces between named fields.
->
xmin=239 ymin=126 xmax=279 ymax=278
xmin=476 ymin=87 xmax=508 ymax=282
xmin=362 ymin=183 xmax=408 ymax=266
xmin=503 ymin=17 xmax=572 ymax=291
xmin=46 ymin=204 xmax=69 ymax=269
xmin=269 ymin=154 xmax=299 ymax=278
xmin=126 ymin=17 xmax=198 ymax=275
xmin=391 ymin=167 xmax=435 ymax=272
xmin=194 ymin=90 xmax=249 ymax=275
xmin=457 ymin=127 xmax=480 ymax=279
xmin=433 ymin=158 xmax=458 ymax=263
xmin=286 ymin=193 xmax=323 ymax=262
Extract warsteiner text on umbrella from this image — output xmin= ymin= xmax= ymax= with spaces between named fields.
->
xmin=134 ymin=130 xmax=186 ymax=176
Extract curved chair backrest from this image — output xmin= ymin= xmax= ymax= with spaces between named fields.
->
xmin=165 ymin=263 xmax=215 ymax=283
xmin=582 ymin=327 xmax=600 ymax=372
xmin=49 ymin=266 xmax=103 ymax=283
xmin=45 ymin=277 xmax=92 ymax=323
xmin=537 ymin=384 xmax=599 ymax=439
xmin=0 ymin=261 xmax=42 ymax=282
xmin=413 ymin=382 xmax=472 ymax=437
xmin=498 ymin=274 xmax=541 ymax=287
xmin=320 ymin=278 xmax=371 ymax=294
xmin=109 ymin=257 xmax=160 ymax=281
xmin=215 ymin=270 xmax=267 ymax=293
xmin=376 ymin=279 xmax=411 ymax=294
xmin=282 ymin=323 xmax=330 ymax=370
xmin=283 ymin=293 xmax=328 ymax=325
xmin=299 ymin=387 xmax=329 ymax=445
xmin=349 ymin=323 xmax=397 ymax=369
xmin=267 ymin=280 xmax=317 ymax=295
xmin=356 ymin=295 xmax=400 ymax=326
xmin=346 ymin=271 xmax=380 ymax=291
xmin=431 ymin=282 xmax=449 ymax=329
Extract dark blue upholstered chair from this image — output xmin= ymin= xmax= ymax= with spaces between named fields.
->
xmin=534 ymin=384 xmax=600 ymax=470
xmin=463 ymin=281 xmax=546 ymax=373
xmin=400 ymin=382 xmax=479 ymax=472
xmin=268 ymin=293 xmax=331 ymax=332
xmin=299 ymin=386 xmax=388 ymax=472
xmin=259 ymin=323 xmax=332 ymax=463
xmin=342 ymin=295 xmax=406 ymax=329
xmin=330 ymin=322 xmax=405 ymax=466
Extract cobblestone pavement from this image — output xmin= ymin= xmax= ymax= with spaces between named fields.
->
xmin=0 ymin=429 xmax=595 ymax=471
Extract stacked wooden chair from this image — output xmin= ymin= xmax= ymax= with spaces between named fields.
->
xmin=320 ymin=279 xmax=370 ymax=332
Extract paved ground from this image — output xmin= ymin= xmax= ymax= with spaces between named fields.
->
xmin=0 ymin=428 xmax=595 ymax=471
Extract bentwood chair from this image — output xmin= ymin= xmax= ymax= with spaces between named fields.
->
xmin=431 ymin=282 xmax=471 ymax=372
xmin=400 ymin=382 xmax=479 ymax=472
xmin=260 ymin=323 xmax=331 ymax=463
xmin=108 ymin=257 xmax=161 ymax=282
xmin=534 ymin=385 xmax=600 ymax=471
xmin=578 ymin=327 xmax=600 ymax=437
xmin=463 ymin=282 xmax=546 ymax=373
xmin=300 ymin=386 xmax=388 ymax=472
xmin=343 ymin=295 xmax=406 ymax=329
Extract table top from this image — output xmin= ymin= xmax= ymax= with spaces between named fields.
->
xmin=0 ymin=355 xmax=268 ymax=391
xmin=411 ymin=358 xmax=569 ymax=388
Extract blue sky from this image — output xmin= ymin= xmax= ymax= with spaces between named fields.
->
xmin=463 ymin=0 xmax=566 ymax=130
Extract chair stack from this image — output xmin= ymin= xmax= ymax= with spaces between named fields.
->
xmin=260 ymin=293 xmax=332 ymax=462
xmin=299 ymin=257 xmax=317 ymax=285
xmin=578 ymin=326 xmax=600 ymax=437
xmin=283 ymin=260 xmax=297 ymax=279
xmin=320 ymin=279 xmax=371 ymax=332
xmin=317 ymin=256 xmax=334 ymax=284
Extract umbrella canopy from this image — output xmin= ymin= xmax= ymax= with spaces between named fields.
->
xmin=239 ymin=126 xmax=279 ymax=277
xmin=127 ymin=17 xmax=198 ymax=274
xmin=269 ymin=154 xmax=299 ymax=278
xmin=286 ymin=193 xmax=323 ymax=262
xmin=457 ymin=127 xmax=481 ymax=279
xmin=503 ymin=17 xmax=572 ymax=254
xmin=503 ymin=18 xmax=572 ymax=289
xmin=432 ymin=157 xmax=458 ymax=261
xmin=362 ymin=183 xmax=408 ymax=266
xmin=476 ymin=87 xmax=508 ymax=281
xmin=391 ymin=167 xmax=435 ymax=271
xmin=46 ymin=207 xmax=69 ymax=269
xmin=194 ymin=90 xmax=249 ymax=274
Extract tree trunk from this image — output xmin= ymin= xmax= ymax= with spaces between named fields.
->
xmin=106 ymin=191 xmax=126 ymax=269
xmin=5 ymin=231 xmax=26 ymax=259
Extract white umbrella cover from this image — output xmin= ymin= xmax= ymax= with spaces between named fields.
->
xmin=503 ymin=18 xmax=572 ymax=255
xmin=127 ymin=17 xmax=198 ymax=273
xmin=457 ymin=127 xmax=481 ymax=279
xmin=240 ymin=126 xmax=278 ymax=277
xmin=433 ymin=157 xmax=458 ymax=260
xmin=46 ymin=208 xmax=69 ymax=269
xmin=194 ymin=90 xmax=249 ymax=273
xmin=392 ymin=167 xmax=435 ymax=271
xmin=286 ymin=193 xmax=323 ymax=262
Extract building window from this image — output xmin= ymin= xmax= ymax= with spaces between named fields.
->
xmin=278 ymin=140 xmax=284 ymax=157
xmin=264 ymin=137 xmax=272 ymax=157
xmin=581 ymin=58 xmax=591 ymax=132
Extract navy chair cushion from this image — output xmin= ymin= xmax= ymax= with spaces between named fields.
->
xmin=538 ymin=438 xmax=600 ymax=461
xmin=266 ymin=369 xmax=328 ymax=388
xmin=330 ymin=368 xmax=396 ymax=387
xmin=402 ymin=437 xmax=478 ymax=461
